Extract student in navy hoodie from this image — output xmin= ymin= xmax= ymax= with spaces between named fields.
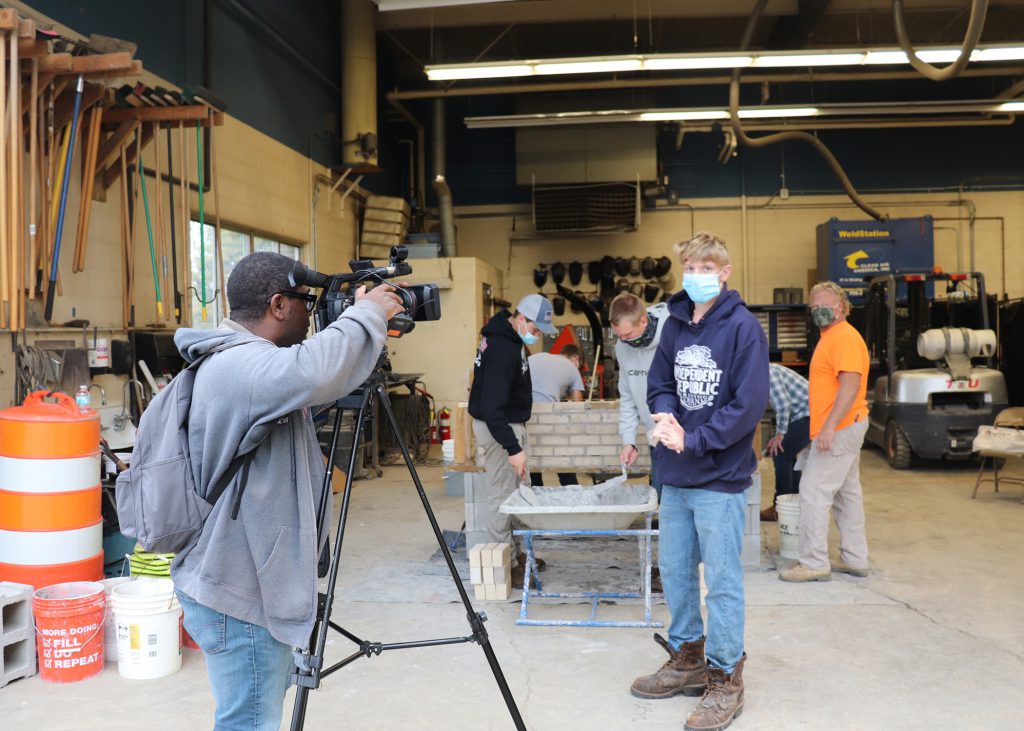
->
xmin=630 ymin=232 xmax=768 ymax=731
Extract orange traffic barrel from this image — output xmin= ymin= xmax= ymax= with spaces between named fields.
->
xmin=0 ymin=390 xmax=102 ymax=589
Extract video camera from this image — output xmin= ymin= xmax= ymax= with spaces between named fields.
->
xmin=289 ymin=245 xmax=441 ymax=337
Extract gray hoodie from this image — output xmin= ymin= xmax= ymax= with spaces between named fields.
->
xmin=614 ymin=302 xmax=669 ymax=446
xmin=170 ymin=300 xmax=388 ymax=648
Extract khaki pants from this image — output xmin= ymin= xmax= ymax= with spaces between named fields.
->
xmin=472 ymin=420 xmax=528 ymax=566
xmin=798 ymin=418 xmax=869 ymax=570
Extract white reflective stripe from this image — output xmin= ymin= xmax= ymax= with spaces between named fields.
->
xmin=0 ymin=522 xmax=103 ymax=565
xmin=0 ymin=454 xmax=101 ymax=493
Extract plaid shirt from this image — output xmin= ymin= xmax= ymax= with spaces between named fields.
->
xmin=768 ymin=363 xmax=810 ymax=436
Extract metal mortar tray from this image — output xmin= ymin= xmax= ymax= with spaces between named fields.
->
xmin=499 ymin=482 xmax=658 ymax=530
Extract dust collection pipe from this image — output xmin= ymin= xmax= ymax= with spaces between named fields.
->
xmin=433 ymin=98 xmax=457 ymax=256
xmin=894 ymin=0 xmax=989 ymax=82
xmin=729 ymin=0 xmax=885 ymax=221
xmin=341 ymin=0 xmax=377 ymax=168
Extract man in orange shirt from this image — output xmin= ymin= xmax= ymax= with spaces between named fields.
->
xmin=780 ymin=282 xmax=870 ymax=582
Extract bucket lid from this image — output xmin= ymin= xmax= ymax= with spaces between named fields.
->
xmin=2 ymin=390 xmax=99 ymax=424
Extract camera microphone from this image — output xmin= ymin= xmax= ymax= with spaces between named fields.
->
xmin=289 ymin=261 xmax=331 ymax=289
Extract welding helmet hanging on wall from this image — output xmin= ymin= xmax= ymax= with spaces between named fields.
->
xmin=552 ymin=296 xmax=566 ymax=316
xmin=641 ymin=256 xmax=656 ymax=278
xmin=533 ymin=265 xmax=548 ymax=289
xmin=587 ymin=261 xmax=602 ymax=284
xmin=568 ymin=261 xmax=583 ymax=285
xmin=550 ymin=261 xmax=566 ymax=285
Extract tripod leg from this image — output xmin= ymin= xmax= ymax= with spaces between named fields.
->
xmin=375 ymin=385 xmax=527 ymax=730
xmin=291 ymin=393 xmax=371 ymax=731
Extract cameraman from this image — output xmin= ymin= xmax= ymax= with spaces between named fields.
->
xmin=171 ymin=252 xmax=403 ymax=730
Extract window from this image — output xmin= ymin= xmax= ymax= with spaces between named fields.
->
xmin=189 ymin=222 xmax=301 ymax=328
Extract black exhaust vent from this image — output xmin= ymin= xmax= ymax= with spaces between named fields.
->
xmin=532 ymin=182 xmax=639 ymax=234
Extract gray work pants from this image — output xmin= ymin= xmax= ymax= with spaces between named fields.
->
xmin=797 ymin=418 xmax=870 ymax=570
xmin=472 ymin=419 xmax=528 ymax=566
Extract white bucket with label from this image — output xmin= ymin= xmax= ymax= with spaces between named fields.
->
xmin=110 ymin=578 xmax=182 ymax=679
xmin=99 ymin=577 xmax=132 ymax=662
xmin=777 ymin=494 xmax=801 ymax=560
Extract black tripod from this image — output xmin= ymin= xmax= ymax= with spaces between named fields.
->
xmin=289 ymin=376 xmax=526 ymax=730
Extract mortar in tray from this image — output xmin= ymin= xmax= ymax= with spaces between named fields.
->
xmin=499 ymin=480 xmax=658 ymax=531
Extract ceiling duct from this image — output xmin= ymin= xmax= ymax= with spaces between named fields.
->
xmin=516 ymin=125 xmax=656 ymax=185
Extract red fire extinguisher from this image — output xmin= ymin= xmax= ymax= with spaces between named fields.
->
xmin=438 ymin=407 xmax=452 ymax=442
xmin=429 ymin=408 xmax=439 ymax=444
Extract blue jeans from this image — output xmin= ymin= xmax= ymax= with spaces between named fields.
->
xmin=658 ymin=486 xmax=745 ymax=673
xmin=649 ymin=446 xmax=663 ymax=502
xmin=772 ymin=416 xmax=810 ymax=498
xmin=177 ymin=590 xmax=294 ymax=731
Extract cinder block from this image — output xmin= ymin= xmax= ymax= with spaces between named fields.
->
xmin=1 ymin=635 xmax=36 ymax=688
xmin=465 ymin=501 xmax=493 ymax=532
xmin=0 ymin=582 xmax=32 ymax=639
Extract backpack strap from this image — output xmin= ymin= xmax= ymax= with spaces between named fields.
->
xmin=186 ymin=336 xmax=265 ymax=517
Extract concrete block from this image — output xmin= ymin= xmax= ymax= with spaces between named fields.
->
xmin=0 ymin=582 xmax=32 ymax=639
xmin=474 ymin=584 xmax=487 ymax=601
xmin=470 ymin=566 xmax=483 ymax=584
xmin=443 ymin=471 xmax=466 ymax=497
xmin=465 ymin=530 xmax=491 ymax=556
xmin=491 ymin=581 xmax=511 ymax=601
xmin=0 ymin=635 xmax=36 ymax=688
xmin=483 ymin=565 xmax=508 ymax=584
xmin=465 ymin=501 xmax=492 ymax=532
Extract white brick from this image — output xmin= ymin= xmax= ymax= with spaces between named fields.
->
xmin=586 ymin=446 xmax=620 ymax=456
xmin=470 ymin=566 xmax=483 ymax=584
xmin=474 ymin=584 xmax=487 ymax=601
xmin=570 ymin=435 xmax=601 ymax=446
xmin=528 ymin=424 xmax=554 ymax=434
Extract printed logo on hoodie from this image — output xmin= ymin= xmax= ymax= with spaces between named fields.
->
xmin=674 ymin=345 xmax=723 ymax=411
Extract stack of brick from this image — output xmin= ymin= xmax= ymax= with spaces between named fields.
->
xmin=469 ymin=543 xmax=512 ymax=601
xmin=0 ymin=582 xmax=36 ymax=688
xmin=361 ymin=195 xmax=411 ymax=259
xmin=526 ymin=401 xmax=651 ymax=471
xmin=742 ymin=465 xmax=765 ymax=568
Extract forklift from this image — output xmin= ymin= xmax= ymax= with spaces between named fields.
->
xmin=863 ymin=272 xmax=1008 ymax=469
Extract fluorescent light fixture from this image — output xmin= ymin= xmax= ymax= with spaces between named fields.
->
xmin=465 ymin=99 xmax=1024 ymax=129
xmin=752 ymin=53 xmax=865 ymax=68
xmin=972 ymin=46 xmax=1024 ymax=62
xmin=425 ymin=44 xmax=1024 ymax=81
xmin=639 ymin=110 xmax=729 ymax=121
xmin=643 ymin=55 xmax=753 ymax=71
xmin=738 ymin=106 xmax=818 ymax=118
xmin=426 ymin=64 xmax=534 ymax=81
xmin=535 ymin=59 xmax=643 ymax=75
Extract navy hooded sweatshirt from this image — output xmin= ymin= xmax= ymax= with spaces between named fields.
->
xmin=647 ymin=287 xmax=769 ymax=493
xmin=468 ymin=309 xmax=532 ymax=455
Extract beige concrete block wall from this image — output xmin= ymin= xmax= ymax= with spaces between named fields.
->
xmin=456 ymin=191 xmax=1024 ymax=321
xmin=526 ymin=401 xmax=651 ymax=471
xmin=386 ymin=256 xmax=504 ymax=411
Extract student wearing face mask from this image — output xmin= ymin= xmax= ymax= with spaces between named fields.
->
xmin=633 ymin=232 xmax=768 ymax=731
xmin=469 ymin=293 xmax=556 ymax=587
xmin=609 ymin=292 xmax=669 ymax=499
xmin=779 ymin=281 xmax=870 ymax=583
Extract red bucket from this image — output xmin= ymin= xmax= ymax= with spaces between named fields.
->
xmin=33 ymin=581 xmax=105 ymax=682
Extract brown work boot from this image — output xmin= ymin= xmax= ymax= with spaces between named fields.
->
xmin=779 ymin=563 xmax=831 ymax=582
xmin=516 ymin=553 xmax=547 ymax=572
xmin=684 ymin=655 xmax=746 ymax=731
xmin=651 ymin=566 xmax=663 ymax=594
xmin=510 ymin=563 xmax=536 ymax=590
xmin=630 ymin=634 xmax=707 ymax=699
xmin=759 ymin=505 xmax=777 ymax=522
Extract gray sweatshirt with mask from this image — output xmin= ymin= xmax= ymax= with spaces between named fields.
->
xmin=170 ymin=299 xmax=388 ymax=648
xmin=615 ymin=302 xmax=669 ymax=446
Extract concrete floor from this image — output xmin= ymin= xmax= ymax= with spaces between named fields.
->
xmin=3 ymin=448 xmax=1023 ymax=730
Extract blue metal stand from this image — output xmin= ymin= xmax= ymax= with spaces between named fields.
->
xmin=513 ymin=514 xmax=663 ymax=628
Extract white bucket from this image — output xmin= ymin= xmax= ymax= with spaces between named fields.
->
xmin=777 ymin=494 xmax=801 ymax=560
xmin=110 ymin=578 xmax=182 ymax=679
xmin=99 ymin=577 xmax=132 ymax=662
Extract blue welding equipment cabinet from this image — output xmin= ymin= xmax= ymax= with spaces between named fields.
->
xmin=816 ymin=216 xmax=934 ymax=302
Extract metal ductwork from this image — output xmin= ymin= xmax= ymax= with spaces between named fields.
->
xmin=433 ymin=98 xmax=456 ymax=256
xmin=341 ymin=0 xmax=377 ymax=168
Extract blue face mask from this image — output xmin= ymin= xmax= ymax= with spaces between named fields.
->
xmin=682 ymin=272 xmax=722 ymax=304
xmin=518 ymin=321 xmax=539 ymax=346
